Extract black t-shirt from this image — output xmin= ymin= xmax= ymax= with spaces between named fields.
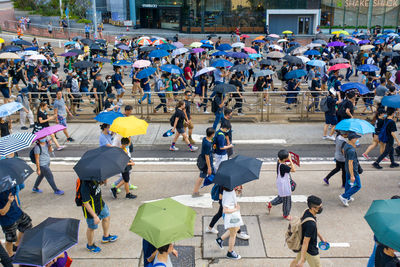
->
xmin=326 ymin=95 xmax=336 ymax=116
xmin=93 ymin=80 xmax=105 ymax=96
xmin=174 ymin=108 xmax=185 ymax=129
xmin=104 ymin=99 xmax=113 ymax=110
xmin=184 ymin=100 xmax=191 ymax=120
xmin=0 ymin=121 xmax=10 ymax=137
xmin=0 ymin=75 xmax=7 ymax=90
xmin=37 ymin=110 xmax=49 ymax=128
xmin=375 ymin=118 xmax=385 ymax=134
xmin=79 ymin=74 xmax=89 ymax=88
xmin=385 ymin=119 xmax=397 ymax=144
xmin=277 ymin=162 xmax=291 ymax=177
xmin=214 ymin=95 xmax=223 ymax=113
xmin=80 ymin=180 xmax=105 ymax=219
xmin=301 ymin=210 xmax=318 ymax=256
xmin=339 ymin=99 xmax=354 ymax=119
xmin=375 ymin=244 xmax=400 ymax=267
xmin=310 ymin=79 xmax=321 ymax=97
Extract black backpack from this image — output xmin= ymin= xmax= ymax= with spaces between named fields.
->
xmin=29 ymin=144 xmax=42 ymax=164
xmin=211 ymin=97 xmax=219 ymax=113
xmin=169 ymin=112 xmax=176 ymax=127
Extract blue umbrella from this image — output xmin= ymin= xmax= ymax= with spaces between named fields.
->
xmin=149 ymin=49 xmax=170 ymax=58
xmin=384 ymin=30 xmax=395 ymax=34
xmin=24 ymin=46 xmax=38 ymax=51
xmin=0 ymin=132 xmax=36 ymax=157
xmin=93 ymin=57 xmax=111 ymax=63
xmin=113 ymin=60 xmax=132 ymax=66
xmin=335 ymin=119 xmax=375 ymax=134
xmin=284 ymin=69 xmax=307 ymax=80
xmin=373 ymin=39 xmax=385 ymax=45
xmin=357 ymin=64 xmax=379 ymax=72
xmin=0 ymin=102 xmax=24 ymax=117
xmin=158 ymin=43 xmax=176 ymax=51
xmin=160 ymin=64 xmax=183 ymax=74
xmin=137 ymin=67 xmax=157 ymax=79
xmin=64 ymin=41 xmax=76 ymax=46
xmin=201 ymin=44 xmax=214 ymax=49
xmin=211 ymin=51 xmax=227 ymax=56
xmin=200 ymin=40 xmax=212 ymax=44
xmin=216 ymin=43 xmax=232 ymax=51
xmin=211 ymin=59 xmax=233 ymax=68
xmin=253 ymin=40 xmax=265 ymax=43
xmin=289 ymin=41 xmax=299 ymax=46
xmin=3 ymin=45 xmax=22 ymax=52
xmin=381 ymin=95 xmax=400 ymax=108
xmin=341 ymin=82 xmax=369 ymax=95
xmin=304 ymin=50 xmax=321 ymax=56
xmin=249 ymin=53 xmax=262 ymax=59
xmin=344 ymin=38 xmax=357 ymax=44
xmin=307 ymin=60 xmax=325 ymax=67
xmin=94 ymin=111 xmax=124 ymax=125
xmin=229 ymin=52 xmax=248 ymax=59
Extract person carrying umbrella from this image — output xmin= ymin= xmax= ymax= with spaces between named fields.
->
xmin=146 ymin=243 xmax=178 ymax=266
xmin=0 ymin=69 xmax=10 ymax=104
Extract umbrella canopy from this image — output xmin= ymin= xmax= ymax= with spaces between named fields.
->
xmin=266 ymin=51 xmax=285 ymax=59
xmin=211 ymin=51 xmax=227 ymax=57
xmin=90 ymin=44 xmax=105 ymax=51
xmin=393 ymin=43 xmax=400 ymax=51
xmin=60 ymin=52 xmax=77 ymax=57
xmin=136 ymin=67 xmax=157 ymax=79
xmin=230 ymin=64 xmax=250 ymax=72
xmin=81 ymin=38 xmax=94 ymax=46
xmin=94 ymin=111 xmax=124 ymax=125
xmin=27 ymin=54 xmax=47 ymax=61
xmin=137 ymin=38 xmax=152 ymax=46
xmin=3 ymin=45 xmax=22 ymax=52
xmin=341 ymin=82 xmax=369 ymax=95
xmin=13 ymin=217 xmax=79 ymax=267
xmin=328 ymin=63 xmax=351 ymax=72
xmin=255 ymin=69 xmax=274 ymax=77
xmin=201 ymin=44 xmax=214 ymax=49
xmin=132 ymin=60 xmax=151 ymax=69
xmin=13 ymin=39 xmax=32 ymax=46
xmin=344 ymin=45 xmax=360 ymax=53
xmin=328 ymin=41 xmax=345 ymax=47
xmin=152 ymin=39 xmax=166 ymax=46
xmin=110 ymin=116 xmax=148 ymax=137
xmin=283 ymin=55 xmax=303 ymax=65
xmin=73 ymin=146 xmax=130 ymax=181
xmin=259 ymin=59 xmax=277 ymax=66
xmin=33 ymin=125 xmax=66 ymax=142
xmin=216 ymin=44 xmax=232 ymax=51
xmin=211 ymin=59 xmax=233 ymax=68
xmin=171 ymin=48 xmax=188 ymax=57
xmin=190 ymin=48 xmax=205 ymax=54
xmin=113 ymin=60 xmax=132 ymax=67
xmin=213 ymin=155 xmax=262 ymax=190
xmin=364 ymin=199 xmax=400 ymax=252
xmin=357 ymin=64 xmax=379 ymax=72
xmin=231 ymin=42 xmax=245 ymax=48
xmin=335 ymin=119 xmax=374 ymax=134
xmin=140 ymin=46 xmax=157 ymax=52
xmin=0 ymin=102 xmax=24 ymax=117
xmin=190 ymin=42 xmax=202 ymax=48
xmin=0 ymin=52 xmax=21 ymax=59
xmin=373 ymin=39 xmax=385 ymax=45
xmin=312 ymin=39 xmax=327 ymax=45
xmin=64 ymin=41 xmax=76 ymax=46
xmin=130 ymin=198 xmax=196 ymax=248
xmin=73 ymin=61 xmax=94 ymax=69
xmin=68 ymin=49 xmax=84 ymax=55
xmin=381 ymin=95 xmax=400 ymax=108
xmin=158 ymin=43 xmax=177 ymax=51
xmin=160 ymin=64 xmax=183 ymax=74
xmin=212 ymin=83 xmax=236 ymax=94
xmin=268 ymin=34 xmax=280 ymax=38
xmin=172 ymin=42 xmax=184 ymax=48
xmin=93 ymin=57 xmax=111 ymax=63
xmin=382 ymin=51 xmax=399 ymax=57
xmin=307 ymin=59 xmax=326 ymax=67
xmin=284 ymin=69 xmax=307 ymax=80
xmin=304 ymin=50 xmax=321 ymax=56
xmin=0 ymin=132 xmax=35 ymax=157
xmin=282 ymin=30 xmax=293 ymax=34
xmin=149 ymin=49 xmax=169 ymax=58
xmin=330 ymin=58 xmax=350 ymax=64
xmin=243 ymin=47 xmax=257 ymax=54
xmin=297 ymin=56 xmax=310 ymax=64
xmin=228 ymin=52 xmax=248 ymax=59
xmin=195 ymin=67 xmax=216 ymax=77
xmin=277 ymin=39 xmax=288 ymax=43
xmin=291 ymin=46 xmax=308 ymax=55
xmin=360 ymin=44 xmax=375 ymax=51
xmin=0 ymin=158 xmax=33 ymax=193
xmin=358 ymin=39 xmax=370 ymax=45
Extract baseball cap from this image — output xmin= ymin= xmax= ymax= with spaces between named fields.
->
xmin=348 ymin=132 xmax=361 ymax=140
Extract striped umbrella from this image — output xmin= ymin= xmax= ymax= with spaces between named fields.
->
xmin=0 ymin=132 xmax=36 ymax=157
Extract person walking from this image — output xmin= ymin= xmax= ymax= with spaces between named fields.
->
xmin=267 ymin=149 xmax=295 ymax=220
xmin=47 ymin=22 xmax=53 ymax=35
xmin=32 ymin=138 xmax=64 ymax=195
xmin=362 ymin=108 xmax=386 ymax=160
xmin=213 ymin=121 xmax=234 ymax=170
xmin=99 ymin=123 xmax=113 ymax=147
xmin=323 ymin=132 xmax=347 ymax=187
xmin=113 ymin=67 xmax=125 ymax=106
xmin=16 ymin=87 xmax=34 ymax=130
xmin=322 ymin=89 xmax=339 ymax=140
xmin=290 ymin=195 xmax=326 ymax=267
xmin=84 ymin=24 xmax=90 ymax=39
xmin=93 ymin=74 xmax=106 ymax=114
xmin=153 ymin=74 xmax=168 ymax=113
xmin=53 ymin=90 xmax=74 ymax=142
xmin=339 ymin=132 xmax=362 ymax=207
xmin=36 ymin=102 xmax=64 ymax=150
xmin=183 ymin=90 xmax=195 ymax=144
xmin=212 ymin=92 xmax=226 ymax=130
xmin=147 ymin=243 xmax=178 ymax=266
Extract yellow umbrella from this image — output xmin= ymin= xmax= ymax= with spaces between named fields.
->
xmin=282 ymin=30 xmax=293 ymax=34
xmin=110 ymin=116 xmax=148 ymax=137
xmin=361 ymin=45 xmax=374 ymax=51
xmin=190 ymin=42 xmax=202 ymax=48
xmin=0 ymin=38 xmax=4 ymax=44
xmin=332 ymin=30 xmax=349 ymax=35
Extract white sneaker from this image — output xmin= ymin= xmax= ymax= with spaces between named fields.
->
xmin=339 ymin=195 xmax=349 ymax=207
xmin=322 ymin=136 xmax=328 ymax=140
xmin=349 ymin=197 xmax=354 ymax=202
xmin=206 ymin=227 xmax=219 ymax=234
xmin=237 ymin=112 xmax=245 ymax=116
xmin=203 ymin=111 xmax=210 ymax=114
xmin=328 ymin=135 xmax=335 ymax=141
xmin=237 ymin=232 xmax=250 ymax=240
xmin=118 ymin=99 xmax=123 ymax=106
xmin=169 ymin=146 xmax=179 ymax=151
xmin=190 ymin=146 xmax=198 ymax=152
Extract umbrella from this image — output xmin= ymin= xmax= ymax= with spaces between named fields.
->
xmin=3 ymin=45 xmax=22 ymax=52
xmin=282 ymin=30 xmax=293 ymax=34
xmin=201 ymin=44 xmax=214 ymax=49
xmin=315 ymin=33 xmax=327 ymax=40
xmin=357 ymin=64 xmax=379 ymax=72
xmin=68 ymin=49 xmax=84 ymax=55
xmin=297 ymin=56 xmax=310 ymax=64
xmin=0 ymin=52 xmax=21 ymax=59
xmin=255 ymin=69 xmax=274 ymax=77
xmin=364 ymin=199 xmax=400 ymax=251
xmin=213 ymin=155 xmax=262 ymax=190
xmin=241 ymin=34 xmax=250 ymax=38
xmin=72 ymin=36 xmax=83 ymax=41
xmin=113 ymin=60 xmax=132 ymax=67
xmin=232 ymin=42 xmax=245 ymax=48
xmin=382 ymin=52 xmax=399 ymax=57
xmin=211 ymin=51 xmax=227 ymax=57
xmin=152 ymin=39 xmax=166 ymax=46
xmin=130 ymin=198 xmax=196 ymax=248
xmin=248 ymin=53 xmax=262 ymax=59
xmin=33 ymin=125 xmax=66 ymax=142
xmin=286 ymin=45 xmax=300 ymax=54
xmin=59 ymin=52 xmax=77 ymax=57
xmin=137 ymin=38 xmax=152 ymax=46
xmin=190 ymin=42 xmax=202 ymax=48
xmin=307 ymin=59 xmax=325 ymax=67
xmin=95 ymin=39 xmax=107 ymax=44
xmin=13 ymin=39 xmax=32 ymax=46
xmin=284 ymin=69 xmax=307 ymax=80
xmin=172 ymin=42 xmax=184 ymax=48
xmin=393 ymin=43 xmax=400 ymax=51
xmin=358 ymin=39 xmax=370 ymax=45
xmin=158 ymin=43 xmax=177 ymax=51
xmin=360 ymin=45 xmax=375 ymax=50
xmin=0 ymin=38 xmax=3 ymax=43
xmin=93 ymin=57 xmax=111 ymax=63
xmin=0 ymin=132 xmax=35 ymax=157
xmin=171 ymin=48 xmax=188 ymax=57
xmin=277 ymin=39 xmax=288 ymax=43
xmin=229 ymin=52 xmax=248 ymax=59
xmin=160 ymin=64 xmax=183 ymax=74
xmin=81 ymin=38 xmax=94 ymax=46
xmin=132 ymin=60 xmax=151 ymax=69
xmin=216 ymin=44 xmax=232 ymax=51
xmin=0 ymin=102 xmax=24 ymax=117
xmin=110 ymin=116 xmax=148 ymax=137
xmin=136 ymin=67 xmax=157 ymax=79
xmin=90 ymin=44 xmax=105 ymax=51
xmin=373 ymin=39 xmax=385 ymax=45
xmin=94 ymin=111 xmax=124 ymax=125
xmin=283 ymin=55 xmax=303 ymax=65
xmin=313 ymin=39 xmax=327 ymax=45
xmin=211 ymin=59 xmax=233 ymax=68
xmin=212 ymin=83 xmax=236 ymax=94
xmin=140 ymin=46 xmax=157 ymax=52
xmin=73 ymin=146 xmax=130 ymax=181
xmin=190 ymin=48 xmax=204 ymax=54
xmin=243 ymin=47 xmax=257 ymax=54
xmin=341 ymin=82 xmax=369 ymax=95
xmin=268 ymin=34 xmax=280 ymax=38
xmin=13 ymin=217 xmax=79 ymax=267
xmin=304 ymin=50 xmax=321 ymax=56
xmin=289 ymin=41 xmax=299 ymax=46
xmin=149 ymin=49 xmax=169 ymax=58
xmin=230 ymin=64 xmax=250 ymax=72
xmin=21 ymin=51 xmax=38 ymax=57
xmin=335 ymin=119 xmax=374 ymax=134
xmin=24 ymin=46 xmax=38 ymax=51
xmin=0 ymin=158 xmax=33 ymax=193
xmin=328 ymin=41 xmax=345 ymax=47
xmin=328 ymin=63 xmax=351 ymax=72
xmin=195 ymin=67 xmax=216 ymax=77
xmin=27 ymin=54 xmax=47 ymax=61
xmin=330 ymin=58 xmax=349 ymax=64
xmin=332 ymin=30 xmax=349 ymax=35
xmin=73 ymin=61 xmax=94 ymax=69
xmin=344 ymin=45 xmax=360 ymax=53
xmin=381 ymin=95 xmax=400 ymax=108
xmin=266 ymin=51 xmax=285 ymax=59
xmin=259 ymin=59 xmax=277 ymax=66
xmin=344 ymin=38 xmax=358 ymax=44
xmin=253 ymin=40 xmax=265 ymax=44
xmin=200 ymin=39 xmax=213 ymax=44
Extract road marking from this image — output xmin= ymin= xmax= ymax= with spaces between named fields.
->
xmin=330 ymin=243 xmax=351 ymax=248
xmin=237 ymin=195 xmax=307 ymax=203
xmin=191 ymin=134 xmax=286 ymax=144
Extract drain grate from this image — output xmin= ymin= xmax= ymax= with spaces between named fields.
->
xmin=216 ymin=225 xmax=249 ymax=246
xmin=170 ymin=246 xmax=195 ymax=267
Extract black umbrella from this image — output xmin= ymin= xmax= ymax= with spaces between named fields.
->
xmin=344 ymin=46 xmax=360 ymax=53
xmin=230 ymin=64 xmax=250 ymax=72
xmin=3 ymin=45 xmax=22 ymax=52
xmin=283 ymin=55 xmax=303 ymax=65
xmin=73 ymin=146 xmax=130 ymax=181
xmin=140 ymin=46 xmax=157 ymax=52
xmin=80 ymin=38 xmax=94 ymax=46
xmin=93 ymin=57 xmax=111 ymax=63
xmin=13 ymin=217 xmax=79 ymax=267
xmin=358 ymin=34 xmax=370 ymax=40
xmin=95 ymin=39 xmax=107 ymax=45
xmin=68 ymin=49 xmax=84 ymax=55
xmin=90 ymin=44 xmax=106 ymax=52
xmin=212 ymin=83 xmax=236 ymax=94
xmin=73 ymin=61 xmax=94 ymax=69
xmin=0 ymin=158 xmax=33 ymax=193
xmin=259 ymin=59 xmax=277 ymax=66
xmin=72 ymin=36 xmax=83 ymax=41
xmin=265 ymin=36 xmax=276 ymax=41
xmin=315 ymin=33 xmax=327 ymax=40
xmin=213 ymin=155 xmax=262 ymax=190
xmin=382 ymin=52 xmax=399 ymax=58
xmin=13 ymin=39 xmax=32 ymax=46
xmin=286 ymin=45 xmax=300 ymax=54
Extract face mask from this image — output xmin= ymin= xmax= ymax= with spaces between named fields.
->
xmin=107 ymin=79 xmax=111 ymax=82
xmin=39 ymin=139 xmax=46 ymax=143
xmin=355 ymin=139 xmax=360 ymax=148
xmin=316 ymin=207 xmax=323 ymax=214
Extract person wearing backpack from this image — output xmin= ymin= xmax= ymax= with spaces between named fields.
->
xmin=212 ymin=92 xmax=226 ymax=130
xmin=154 ymin=74 xmax=168 ymax=114
xmin=290 ymin=195 xmax=326 ymax=267
xmin=323 ymin=131 xmax=347 ymax=187
xmin=147 ymin=243 xmax=178 ymax=267
xmin=322 ymin=89 xmax=340 ymax=140
xmin=373 ymin=108 xmax=400 ymax=169
xmin=307 ymin=74 xmax=322 ymax=112
xmin=336 ymin=91 xmax=355 ymax=122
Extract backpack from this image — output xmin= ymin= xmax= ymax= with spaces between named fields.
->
xmin=111 ymin=74 xmax=117 ymax=87
xmin=378 ymin=119 xmax=392 ymax=144
xmin=154 ymin=79 xmax=162 ymax=93
xmin=211 ymin=97 xmax=219 ymax=113
xmin=169 ymin=112 xmax=176 ymax=127
xmin=75 ymin=178 xmax=83 ymax=207
xmin=211 ymin=184 xmax=221 ymax=201
xmin=277 ymin=69 xmax=283 ymax=80
xmin=29 ymin=144 xmax=42 ymax=164
xmin=336 ymin=99 xmax=349 ymax=119
xmin=285 ymin=211 xmax=316 ymax=252
xmin=319 ymin=96 xmax=329 ymax=112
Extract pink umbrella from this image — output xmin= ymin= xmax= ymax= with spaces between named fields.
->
xmin=241 ymin=34 xmax=250 ymax=38
xmin=191 ymin=48 xmax=204 ymax=53
xmin=268 ymin=34 xmax=280 ymax=38
xmin=132 ymin=60 xmax=151 ymax=68
xmin=243 ymin=47 xmax=257 ymax=54
xmin=173 ymin=42 xmax=184 ymax=48
xmin=328 ymin=63 xmax=351 ymax=72
xmin=33 ymin=125 xmax=66 ymax=142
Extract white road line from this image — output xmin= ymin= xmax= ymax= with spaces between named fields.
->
xmin=191 ymin=134 xmax=287 ymax=144
xmin=329 ymin=243 xmax=351 ymax=248
xmin=237 ymin=195 xmax=307 ymax=203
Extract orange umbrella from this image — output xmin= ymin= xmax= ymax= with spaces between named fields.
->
xmin=254 ymin=35 xmax=265 ymax=40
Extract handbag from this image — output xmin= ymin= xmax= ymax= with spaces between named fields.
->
xmin=229 ymin=210 xmax=241 ymax=224
xmin=358 ymin=164 xmax=363 ymax=174
xmin=289 ymin=174 xmax=296 ymax=192
xmin=196 ymin=154 xmax=207 ymax=172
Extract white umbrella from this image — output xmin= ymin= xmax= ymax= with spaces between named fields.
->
xmin=0 ymin=53 xmax=21 ymax=59
xmin=172 ymin=48 xmax=189 ymax=57
xmin=27 ymin=54 xmax=47 ymax=61
xmin=291 ymin=46 xmax=308 ymax=55
xmin=269 ymin=44 xmax=283 ymax=51
xmin=393 ymin=43 xmax=400 ymax=51
xmin=195 ymin=67 xmax=216 ymax=77
xmin=20 ymin=51 xmax=38 ymax=57
xmin=296 ymin=56 xmax=310 ymax=63
xmin=232 ymin=42 xmax=245 ymax=48
xmin=277 ymin=39 xmax=288 ymax=43
xmin=307 ymin=43 xmax=322 ymax=48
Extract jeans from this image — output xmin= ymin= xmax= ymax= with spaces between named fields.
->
xmin=341 ymin=172 xmax=361 ymax=200
xmin=140 ymin=90 xmax=152 ymax=104
xmin=34 ymin=164 xmax=58 ymax=192
xmin=345 ymin=68 xmax=353 ymax=80
xmin=233 ymin=97 xmax=243 ymax=113
xmin=376 ymin=142 xmax=395 ymax=164
xmin=209 ymin=199 xmax=223 ymax=228
xmin=307 ymin=96 xmax=319 ymax=111
xmin=155 ymin=93 xmax=167 ymax=112
xmin=213 ymin=111 xmax=223 ymax=129
xmin=367 ymin=242 xmax=377 ymax=267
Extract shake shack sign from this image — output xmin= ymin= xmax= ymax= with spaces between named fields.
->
xmin=142 ymin=4 xmax=158 ymax=8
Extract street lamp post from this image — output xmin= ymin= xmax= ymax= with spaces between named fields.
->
xmin=59 ymin=0 xmax=63 ymax=17
xmin=92 ymin=0 xmax=98 ymax=39
xmin=367 ymin=0 xmax=373 ymax=31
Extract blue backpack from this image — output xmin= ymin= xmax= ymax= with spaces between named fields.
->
xmin=211 ymin=184 xmax=221 ymax=201
xmin=378 ymin=119 xmax=392 ymax=144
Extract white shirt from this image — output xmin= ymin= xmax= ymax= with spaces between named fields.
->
xmin=222 ymin=190 xmax=237 ymax=210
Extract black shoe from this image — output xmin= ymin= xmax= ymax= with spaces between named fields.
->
xmin=29 ymin=124 xmax=35 ymax=128
xmin=372 ymin=162 xmax=383 ymax=169
xmin=110 ymin=188 xmax=117 ymax=199
xmin=12 ymin=244 xmax=18 ymax=252
xmin=216 ymin=237 xmax=223 ymax=249
xmin=390 ymin=163 xmax=399 ymax=168
xmin=126 ymin=193 xmax=137 ymax=199
xmin=21 ymin=126 xmax=28 ymax=130
xmin=67 ymin=137 xmax=75 ymax=142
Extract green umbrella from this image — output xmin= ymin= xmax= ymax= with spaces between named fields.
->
xmin=364 ymin=199 xmax=400 ymax=251
xmin=130 ymin=198 xmax=196 ymax=248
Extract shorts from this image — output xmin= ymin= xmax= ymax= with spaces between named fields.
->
xmin=121 ymin=171 xmax=130 ymax=183
xmin=176 ymin=127 xmax=185 ymax=134
xmin=12 ymin=77 xmax=20 ymax=85
xmin=184 ymin=120 xmax=194 ymax=130
xmin=86 ymin=204 xmax=110 ymax=230
xmin=199 ymin=172 xmax=207 ymax=178
xmin=1 ymin=88 xmax=9 ymax=99
xmin=2 ymin=212 xmax=32 ymax=242
xmin=325 ymin=114 xmax=337 ymax=125
xmin=57 ymin=115 xmax=67 ymax=127
xmin=116 ymin=87 xmax=125 ymax=95
xmin=295 ymin=252 xmax=321 ymax=267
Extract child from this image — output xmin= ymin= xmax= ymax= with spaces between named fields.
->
xmin=170 ymin=101 xmax=198 ymax=152
xmin=267 ymin=149 xmax=295 ymax=220
xmin=0 ymin=117 xmax=11 ymax=137
xmin=110 ymin=138 xmax=136 ymax=199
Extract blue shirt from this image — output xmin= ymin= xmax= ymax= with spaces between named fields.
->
xmin=0 ymin=188 xmax=22 ymax=227
xmin=99 ymin=133 xmax=112 ymax=147
xmin=141 ymin=77 xmax=151 ymax=91
xmin=344 ymin=143 xmax=359 ymax=176
xmin=201 ymin=137 xmax=213 ymax=166
xmin=214 ymin=130 xmax=227 ymax=155
xmin=114 ymin=73 xmax=123 ymax=89
xmin=85 ymin=25 xmax=90 ymax=33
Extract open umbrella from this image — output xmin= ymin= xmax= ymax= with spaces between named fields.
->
xmin=27 ymin=54 xmax=47 ymax=61
xmin=116 ymin=44 xmax=130 ymax=51
xmin=307 ymin=43 xmax=322 ymax=48
xmin=231 ymin=42 xmax=245 ymax=48
xmin=211 ymin=51 xmax=227 ymax=57
xmin=13 ymin=39 xmax=32 ymax=46
xmin=3 ymin=45 xmax=22 ymax=52
xmin=304 ymin=50 xmax=321 ymax=56
xmin=132 ymin=60 xmax=151 ymax=69
xmin=327 ymin=41 xmax=345 ymax=47
xmin=364 ymin=199 xmax=400 ymax=252
xmin=73 ymin=146 xmax=130 ymax=181
xmin=0 ymin=52 xmax=21 ymax=59
xmin=171 ymin=48 xmax=188 ymax=57
xmin=140 ymin=46 xmax=157 ymax=52
xmin=358 ymin=39 xmax=370 ymax=45
xmin=90 ymin=44 xmax=105 ymax=51
xmin=149 ymin=49 xmax=169 ymax=58
xmin=60 ymin=52 xmax=77 ymax=57
xmin=130 ymin=198 xmax=196 ymax=248
xmin=152 ymin=39 xmax=167 ymax=46
xmin=93 ymin=57 xmax=111 ymax=63
xmin=268 ymin=34 xmax=279 ymax=38
xmin=296 ymin=56 xmax=310 ymax=64
xmin=213 ymin=155 xmax=262 ymax=190
xmin=381 ymin=95 xmax=400 ymax=108
xmin=284 ymin=69 xmax=307 ymax=80
xmin=230 ymin=64 xmax=250 ymax=72
xmin=110 ymin=116 xmax=148 ymax=137
xmin=33 ymin=125 xmax=66 ymax=142
xmin=201 ymin=44 xmax=214 ymax=49
xmin=216 ymin=44 xmax=232 ymax=51
xmin=259 ymin=59 xmax=277 ymax=66
xmin=307 ymin=60 xmax=326 ymax=67
xmin=190 ymin=48 xmax=204 ymax=54
xmin=113 ymin=60 xmax=132 ymax=67
xmin=160 ymin=64 xmax=183 ymax=74
xmin=211 ymin=59 xmax=233 ymax=68
xmin=282 ymin=30 xmax=293 ymax=34
xmin=74 ymin=61 xmax=94 ymax=69
xmin=312 ymin=39 xmax=327 ymax=45
xmin=195 ymin=67 xmax=216 ymax=77
xmin=229 ymin=52 xmax=248 ymax=59
xmin=341 ymin=82 xmax=369 ymax=95
xmin=291 ymin=46 xmax=308 ymax=55
xmin=283 ymin=55 xmax=303 ymax=65
xmin=255 ymin=69 xmax=274 ymax=77
xmin=335 ymin=119 xmax=374 ymax=134
xmin=357 ymin=64 xmax=379 ymax=72
xmin=172 ymin=42 xmax=184 ymax=48
xmin=266 ymin=51 xmax=285 ymax=59
xmin=158 ymin=43 xmax=177 ymax=51
xmin=330 ymin=58 xmax=349 ymax=64
xmin=0 ymin=132 xmax=35 ymax=157
xmin=94 ymin=111 xmax=124 ymax=125
xmin=190 ymin=42 xmax=202 ymax=48
xmin=0 ymin=158 xmax=33 ymax=193
xmin=68 ymin=49 xmax=84 ymax=55
xmin=360 ymin=45 xmax=375 ymax=51
xmin=382 ymin=52 xmax=399 ymax=57
xmin=328 ymin=63 xmax=351 ymax=72
xmin=212 ymin=83 xmax=236 ymax=94
xmin=136 ymin=67 xmax=157 ymax=79
xmin=13 ymin=217 xmax=79 ymax=267
xmin=0 ymin=102 xmax=24 ymax=117
xmin=81 ymin=38 xmax=94 ymax=46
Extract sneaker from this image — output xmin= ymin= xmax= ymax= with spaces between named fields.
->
xmin=56 ymin=146 xmax=65 ymax=151
xmin=390 ymin=163 xmax=399 ymax=168
xmin=323 ymin=178 xmax=329 ymax=185
xmin=267 ymin=202 xmax=272 ymax=214
xmin=382 ymin=157 xmax=390 ymax=162
xmin=129 ymin=184 xmax=138 ymax=190
xmin=322 ymin=136 xmax=328 ymax=140
xmin=215 ymin=237 xmax=223 ymax=249
xmin=237 ymin=112 xmax=245 ymax=116
xmin=29 ymin=124 xmax=35 ymax=128
xmin=339 ymin=195 xmax=349 ymax=207
xmin=362 ymin=153 xmax=370 ymax=160
xmin=203 ymin=111 xmax=210 ymax=114
xmin=32 ymin=188 xmax=43 ymax=193
xmin=349 ymin=197 xmax=355 ymax=202
xmin=67 ymin=137 xmax=75 ymax=142
xmin=206 ymin=227 xmax=219 ymax=234
xmin=192 ymin=192 xmax=203 ymax=198
xmin=54 ymin=190 xmax=64 ymax=195
xmin=77 ymin=108 xmax=83 ymax=112
xmin=372 ymin=162 xmax=383 ymax=169
xmin=169 ymin=146 xmax=179 ymax=151
xmin=126 ymin=193 xmax=137 ymax=199
xmin=101 ymin=234 xmax=118 ymax=243
xmin=189 ymin=146 xmax=198 ymax=152
xmin=118 ymin=100 xmax=123 ymax=106
xmin=110 ymin=188 xmax=117 ymax=199
xmin=21 ymin=126 xmax=28 ymax=130
xmin=227 ymin=250 xmax=241 ymax=260
xmin=327 ymin=135 xmax=335 ymax=141
xmin=237 ymin=232 xmax=250 ymax=240
xmin=87 ymin=244 xmax=101 ymax=253
xmin=12 ymin=244 xmax=18 ymax=252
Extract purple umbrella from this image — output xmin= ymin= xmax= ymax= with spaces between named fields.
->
xmin=191 ymin=48 xmax=204 ymax=53
xmin=117 ymin=44 xmax=130 ymax=51
xmin=60 ymin=52 xmax=78 ymax=57
xmin=173 ymin=42 xmax=184 ymax=48
xmin=33 ymin=125 xmax=66 ymax=142
xmin=358 ymin=40 xmax=370 ymax=45
xmin=328 ymin=41 xmax=346 ymax=47
xmin=229 ymin=52 xmax=249 ymax=59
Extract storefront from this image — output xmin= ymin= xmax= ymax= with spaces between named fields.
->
xmin=138 ymin=3 xmax=182 ymax=30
